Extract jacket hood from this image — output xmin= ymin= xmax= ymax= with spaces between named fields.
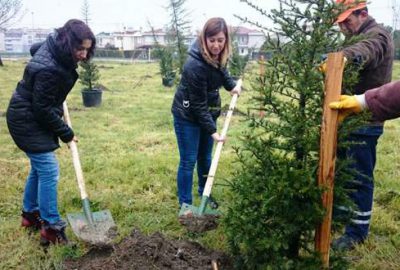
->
xmin=189 ymin=39 xmax=220 ymax=69
xmin=47 ymin=32 xmax=78 ymax=70
xmin=30 ymin=42 xmax=44 ymax=56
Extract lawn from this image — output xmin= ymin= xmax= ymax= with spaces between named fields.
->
xmin=0 ymin=60 xmax=399 ymax=269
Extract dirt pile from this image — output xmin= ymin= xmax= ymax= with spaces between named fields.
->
xmin=64 ymin=229 xmax=232 ymax=270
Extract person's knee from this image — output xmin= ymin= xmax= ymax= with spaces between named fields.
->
xmin=180 ymin=159 xmax=196 ymax=170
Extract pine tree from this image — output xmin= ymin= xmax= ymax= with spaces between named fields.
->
xmin=166 ymin=0 xmax=191 ymax=74
xmin=228 ymin=27 xmax=249 ymax=78
xmin=78 ymin=0 xmax=100 ymax=91
xmin=224 ymin=0 xmax=364 ymax=268
xmin=79 ymin=61 xmax=99 ymax=91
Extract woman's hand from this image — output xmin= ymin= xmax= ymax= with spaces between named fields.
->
xmin=211 ymin=132 xmax=226 ymax=142
xmin=230 ymin=85 xmax=241 ymax=96
xmin=230 ymin=79 xmax=242 ymax=96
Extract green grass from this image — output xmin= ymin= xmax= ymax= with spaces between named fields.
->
xmin=1 ymin=60 xmax=400 ymax=269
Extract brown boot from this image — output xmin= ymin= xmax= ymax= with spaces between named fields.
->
xmin=21 ymin=210 xmax=44 ymax=231
xmin=40 ymin=220 xmax=69 ymax=246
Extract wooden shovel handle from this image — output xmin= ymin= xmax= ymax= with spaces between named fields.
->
xmin=202 ymin=79 xmax=242 ymax=197
xmin=63 ymin=101 xmax=89 ymax=200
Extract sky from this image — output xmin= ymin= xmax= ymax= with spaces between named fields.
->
xmin=12 ymin=0 xmax=399 ymax=34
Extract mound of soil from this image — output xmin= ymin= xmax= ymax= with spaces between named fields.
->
xmin=64 ymin=229 xmax=232 ymax=270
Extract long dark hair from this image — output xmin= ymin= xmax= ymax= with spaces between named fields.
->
xmin=199 ymin=17 xmax=231 ymax=67
xmin=56 ymin=19 xmax=96 ymax=61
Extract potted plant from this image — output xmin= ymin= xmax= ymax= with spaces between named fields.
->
xmin=159 ymin=47 xmax=175 ymax=87
xmin=79 ymin=60 xmax=102 ymax=107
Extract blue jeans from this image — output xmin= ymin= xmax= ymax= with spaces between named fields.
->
xmin=23 ymin=151 xmax=61 ymax=225
xmin=337 ymin=126 xmax=383 ymax=242
xmin=173 ymin=115 xmax=214 ymax=205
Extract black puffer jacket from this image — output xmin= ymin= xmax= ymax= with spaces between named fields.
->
xmin=6 ymin=33 xmax=78 ymax=153
xmin=171 ymin=40 xmax=236 ymax=134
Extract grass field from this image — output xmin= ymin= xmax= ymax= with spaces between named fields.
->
xmin=0 ymin=60 xmax=399 ymax=269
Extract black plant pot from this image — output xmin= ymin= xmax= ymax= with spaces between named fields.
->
xmin=82 ymin=89 xmax=102 ymax=107
xmin=162 ymin=77 xmax=174 ymax=87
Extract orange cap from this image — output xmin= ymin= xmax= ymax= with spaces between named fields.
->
xmin=335 ymin=0 xmax=367 ymax=23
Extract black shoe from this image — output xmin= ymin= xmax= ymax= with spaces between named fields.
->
xmin=208 ymin=196 xmax=219 ymax=209
xmin=40 ymin=220 xmax=69 ymax=246
xmin=332 ymin=235 xmax=362 ymax=251
xmin=21 ymin=210 xmax=44 ymax=231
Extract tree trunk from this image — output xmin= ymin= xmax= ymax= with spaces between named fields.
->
xmin=0 ymin=55 xmax=3 ymax=66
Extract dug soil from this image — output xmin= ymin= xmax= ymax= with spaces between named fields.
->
xmin=64 ymin=229 xmax=233 ymax=270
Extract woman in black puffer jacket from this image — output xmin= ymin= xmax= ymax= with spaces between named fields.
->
xmin=171 ymin=17 xmax=241 ymax=207
xmin=6 ymin=19 xmax=95 ymax=245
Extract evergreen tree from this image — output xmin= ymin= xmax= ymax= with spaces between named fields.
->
xmin=149 ymin=22 xmax=175 ymax=85
xmin=81 ymin=0 xmax=90 ymax=25
xmin=229 ymin=27 xmax=249 ymax=78
xmin=78 ymin=0 xmax=100 ymax=91
xmin=166 ymin=0 xmax=191 ymax=74
xmin=224 ymin=0 xmax=364 ymax=268
xmin=79 ymin=61 xmax=99 ymax=90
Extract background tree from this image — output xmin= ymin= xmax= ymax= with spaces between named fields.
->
xmin=149 ymin=21 xmax=175 ymax=86
xmin=166 ymin=0 xmax=191 ymax=74
xmin=223 ymin=0 xmax=364 ymax=268
xmin=0 ymin=0 xmax=23 ymax=66
xmin=81 ymin=0 xmax=90 ymax=25
xmin=78 ymin=0 xmax=100 ymax=91
xmin=228 ymin=27 xmax=249 ymax=78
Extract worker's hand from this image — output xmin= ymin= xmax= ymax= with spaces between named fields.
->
xmin=318 ymin=54 xmax=328 ymax=73
xmin=318 ymin=56 xmax=347 ymax=74
xmin=211 ymin=132 xmax=226 ymax=142
xmin=318 ymin=61 xmax=327 ymax=74
xmin=329 ymin=95 xmax=363 ymax=122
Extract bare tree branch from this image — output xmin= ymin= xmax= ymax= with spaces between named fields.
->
xmin=0 ymin=0 xmax=24 ymax=29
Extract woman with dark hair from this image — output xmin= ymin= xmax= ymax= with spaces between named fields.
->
xmin=6 ymin=19 xmax=96 ymax=245
xmin=171 ymin=17 xmax=241 ymax=207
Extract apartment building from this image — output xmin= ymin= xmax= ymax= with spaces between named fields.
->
xmin=1 ymin=28 xmax=52 ymax=53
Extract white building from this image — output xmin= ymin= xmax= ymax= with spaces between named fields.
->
xmin=3 ymin=28 xmax=51 ymax=53
xmin=231 ymin=26 xmax=265 ymax=56
xmin=95 ymin=26 xmax=265 ymax=57
xmin=96 ymin=28 xmax=168 ymax=50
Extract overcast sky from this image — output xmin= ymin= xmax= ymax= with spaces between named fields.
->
xmin=13 ymin=0 xmax=398 ymax=34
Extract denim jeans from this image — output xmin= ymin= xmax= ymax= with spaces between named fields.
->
xmin=173 ymin=115 xmax=214 ymax=205
xmin=337 ymin=126 xmax=383 ymax=242
xmin=23 ymin=151 xmax=61 ymax=225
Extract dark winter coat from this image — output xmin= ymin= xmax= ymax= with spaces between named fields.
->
xmin=171 ymin=40 xmax=237 ymax=134
xmin=6 ymin=33 xmax=78 ymax=153
xmin=365 ymin=80 xmax=400 ymax=122
xmin=343 ymin=16 xmax=394 ymax=95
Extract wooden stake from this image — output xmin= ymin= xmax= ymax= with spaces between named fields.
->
xmin=259 ymin=55 xmax=266 ymax=118
xmin=211 ymin=260 xmax=218 ymax=270
xmin=315 ymin=52 xmax=346 ymax=268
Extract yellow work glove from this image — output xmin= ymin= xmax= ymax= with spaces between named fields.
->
xmin=318 ymin=61 xmax=327 ymax=73
xmin=318 ymin=56 xmax=347 ymax=74
xmin=329 ymin=95 xmax=363 ymax=122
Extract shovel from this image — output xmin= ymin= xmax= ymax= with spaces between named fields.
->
xmin=179 ymin=79 xmax=242 ymax=218
xmin=63 ymin=101 xmax=116 ymax=245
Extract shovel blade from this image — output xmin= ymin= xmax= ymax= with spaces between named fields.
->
xmin=178 ymin=202 xmax=220 ymax=217
xmin=67 ymin=210 xmax=117 ymax=245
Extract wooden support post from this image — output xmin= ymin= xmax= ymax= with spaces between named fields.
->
xmin=315 ymin=52 xmax=346 ymax=268
xmin=259 ymin=55 xmax=266 ymax=118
